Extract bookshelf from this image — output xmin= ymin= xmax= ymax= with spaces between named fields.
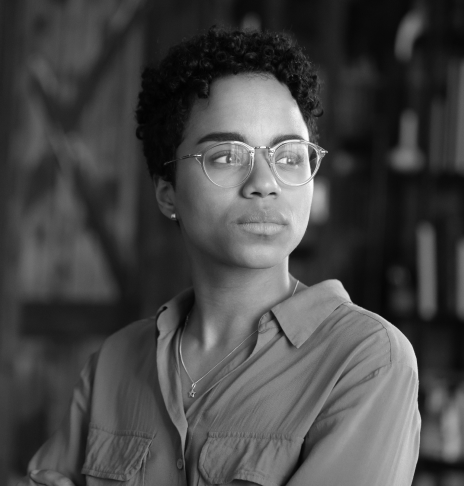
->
xmin=374 ymin=0 xmax=464 ymax=481
xmin=383 ymin=172 xmax=464 ymax=322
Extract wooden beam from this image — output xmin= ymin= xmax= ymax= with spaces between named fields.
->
xmin=0 ymin=0 xmax=23 ymax=481
xmin=21 ymin=302 xmax=140 ymax=340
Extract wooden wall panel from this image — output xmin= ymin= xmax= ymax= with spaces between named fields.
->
xmin=16 ymin=0 xmax=144 ymax=302
xmin=0 ymin=0 xmax=24 ymax=481
xmin=5 ymin=1 xmax=147 ymax=481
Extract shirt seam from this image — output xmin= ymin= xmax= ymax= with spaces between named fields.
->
xmin=88 ymin=422 xmax=155 ymax=439
xmin=207 ymin=431 xmax=304 ymax=443
xmin=185 ymin=406 xmax=209 ymax=457
xmin=205 ymin=470 xmax=279 ymax=486
xmin=82 ymin=437 xmax=153 ymax=478
xmin=341 ymin=303 xmax=393 ymax=365
xmin=310 ymin=361 xmax=418 ymax=428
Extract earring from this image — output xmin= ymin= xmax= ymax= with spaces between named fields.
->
xmin=170 ymin=213 xmax=177 ymax=221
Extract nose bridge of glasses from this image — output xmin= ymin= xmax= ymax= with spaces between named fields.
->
xmin=246 ymin=146 xmax=280 ymax=188
xmin=252 ymin=146 xmax=275 ymax=164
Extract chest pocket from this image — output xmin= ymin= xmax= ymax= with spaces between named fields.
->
xmin=81 ymin=424 xmax=153 ymax=486
xmin=198 ymin=432 xmax=303 ymax=486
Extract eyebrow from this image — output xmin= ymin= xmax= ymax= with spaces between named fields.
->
xmin=196 ymin=132 xmax=307 ymax=147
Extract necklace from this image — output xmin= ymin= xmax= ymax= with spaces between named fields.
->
xmin=179 ymin=279 xmax=299 ymax=398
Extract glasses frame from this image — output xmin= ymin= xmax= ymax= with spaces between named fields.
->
xmin=164 ymin=139 xmax=328 ymax=188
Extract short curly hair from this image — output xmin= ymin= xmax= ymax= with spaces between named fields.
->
xmin=135 ymin=26 xmax=323 ymax=183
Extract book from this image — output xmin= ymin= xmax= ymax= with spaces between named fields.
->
xmin=416 ymin=221 xmax=438 ymax=320
xmin=454 ymin=59 xmax=464 ymax=174
xmin=428 ymin=96 xmax=445 ymax=172
xmin=443 ymin=59 xmax=460 ymax=171
xmin=457 ymin=238 xmax=464 ymax=320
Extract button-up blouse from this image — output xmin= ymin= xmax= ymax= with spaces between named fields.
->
xmin=28 ymin=280 xmax=420 ymax=485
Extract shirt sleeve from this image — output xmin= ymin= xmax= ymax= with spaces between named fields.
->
xmin=27 ymin=352 xmax=97 ymax=486
xmin=288 ymin=362 xmax=421 ymax=486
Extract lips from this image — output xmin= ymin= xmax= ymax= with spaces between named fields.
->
xmin=235 ymin=210 xmax=289 ymax=225
xmin=235 ymin=210 xmax=289 ymax=235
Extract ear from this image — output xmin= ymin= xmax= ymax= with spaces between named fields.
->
xmin=154 ymin=176 xmax=176 ymax=219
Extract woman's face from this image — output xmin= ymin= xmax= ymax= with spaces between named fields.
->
xmin=160 ymin=74 xmax=313 ymax=270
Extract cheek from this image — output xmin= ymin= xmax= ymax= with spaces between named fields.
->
xmin=175 ymin=165 xmax=229 ymax=230
xmin=175 ymin=163 xmax=206 ymax=209
xmin=292 ymin=185 xmax=313 ymax=231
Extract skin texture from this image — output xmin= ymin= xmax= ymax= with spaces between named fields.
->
xmin=156 ymin=74 xmax=314 ymax=398
xmin=19 ymin=73 xmax=315 ymax=484
xmin=157 ymin=74 xmax=312 ymax=272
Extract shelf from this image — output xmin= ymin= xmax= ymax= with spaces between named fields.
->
xmin=388 ymin=170 xmax=464 ymax=189
xmin=20 ymin=301 xmax=140 ymax=339
xmin=387 ymin=314 xmax=464 ymax=327
xmin=418 ymin=456 xmax=464 ymax=473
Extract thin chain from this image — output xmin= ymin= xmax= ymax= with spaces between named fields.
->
xmin=179 ymin=317 xmax=258 ymax=396
xmin=179 ymin=279 xmax=299 ymax=398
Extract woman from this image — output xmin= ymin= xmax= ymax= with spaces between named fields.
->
xmin=20 ymin=27 xmax=420 ymax=486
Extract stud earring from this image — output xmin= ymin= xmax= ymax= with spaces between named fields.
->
xmin=170 ymin=213 xmax=177 ymax=221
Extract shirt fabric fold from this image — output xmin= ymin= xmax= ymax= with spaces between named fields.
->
xmin=28 ymin=279 xmax=421 ymax=486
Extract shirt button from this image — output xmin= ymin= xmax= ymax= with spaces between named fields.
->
xmin=177 ymin=459 xmax=184 ymax=470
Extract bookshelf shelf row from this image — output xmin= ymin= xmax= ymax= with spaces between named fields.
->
xmin=418 ymin=457 xmax=464 ymax=473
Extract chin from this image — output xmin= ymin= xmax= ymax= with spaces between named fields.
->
xmin=226 ymin=244 xmax=292 ymax=270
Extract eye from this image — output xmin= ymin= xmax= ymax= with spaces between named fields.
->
xmin=213 ymin=152 xmax=234 ymax=164
xmin=211 ymin=151 xmax=245 ymax=166
xmin=275 ymin=152 xmax=302 ymax=167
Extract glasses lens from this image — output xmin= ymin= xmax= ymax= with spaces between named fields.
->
xmin=273 ymin=142 xmax=319 ymax=185
xmin=203 ymin=143 xmax=251 ymax=187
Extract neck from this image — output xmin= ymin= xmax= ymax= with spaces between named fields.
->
xmin=186 ymin=257 xmax=297 ymax=350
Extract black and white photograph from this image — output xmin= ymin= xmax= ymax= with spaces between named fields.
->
xmin=1 ymin=1 xmax=464 ymax=485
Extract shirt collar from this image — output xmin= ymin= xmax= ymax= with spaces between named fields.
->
xmin=270 ymin=279 xmax=351 ymax=348
xmin=156 ymin=287 xmax=195 ymax=334
xmin=155 ymin=279 xmax=351 ymax=347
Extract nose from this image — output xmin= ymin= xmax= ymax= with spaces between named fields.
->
xmin=241 ymin=148 xmax=281 ymax=198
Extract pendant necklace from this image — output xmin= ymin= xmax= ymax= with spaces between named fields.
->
xmin=179 ymin=279 xmax=299 ymax=398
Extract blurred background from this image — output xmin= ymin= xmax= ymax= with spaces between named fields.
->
xmin=1 ymin=0 xmax=464 ymax=484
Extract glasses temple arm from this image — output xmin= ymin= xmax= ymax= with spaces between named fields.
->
xmin=164 ymin=154 xmax=202 ymax=166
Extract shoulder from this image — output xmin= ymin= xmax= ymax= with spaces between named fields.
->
xmin=86 ymin=317 xmax=161 ymax=406
xmin=96 ymin=317 xmax=159 ymax=365
xmin=331 ymin=301 xmax=418 ymax=373
xmin=109 ymin=316 xmax=158 ymax=342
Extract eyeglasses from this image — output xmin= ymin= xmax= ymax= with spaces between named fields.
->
xmin=164 ymin=140 xmax=328 ymax=188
